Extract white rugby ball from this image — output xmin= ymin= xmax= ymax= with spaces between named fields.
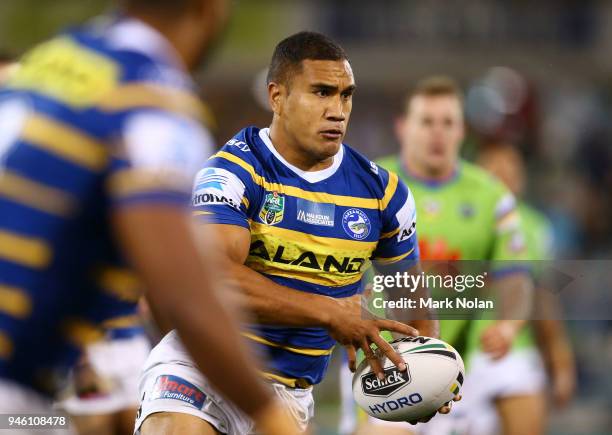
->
xmin=352 ymin=336 xmax=464 ymax=422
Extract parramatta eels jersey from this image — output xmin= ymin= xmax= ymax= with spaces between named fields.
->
xmin=193 ymin=127 xmax=419 ymax=387
xmin=0 ymin=17 xmax=213 ymax=394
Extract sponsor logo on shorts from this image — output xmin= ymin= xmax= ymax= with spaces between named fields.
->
xmin=152 ymin=375 xmax=206 ymax=409
xmin=296 ymin=199 xmax=335 ymax=227
xmin=361 ymin=366 xmax=411 ymax=397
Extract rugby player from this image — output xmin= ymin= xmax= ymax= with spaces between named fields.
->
xmin=134 ymin=32 xmax=459 ymax=435
xmin=0 ymin=1 xmax=299 ymax=434
xmin=479 ymin=144 xmax=576 ymax=411
xmin=341 ymin=76 xmax=535 ymax=435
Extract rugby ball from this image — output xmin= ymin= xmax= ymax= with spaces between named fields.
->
xmin=352 ymin=336 xmax=464 ymax=422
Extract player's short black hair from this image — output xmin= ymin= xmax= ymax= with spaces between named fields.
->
xmin=267 ymin=31 xmax=349 ymax=87
xmin=121 ymin=0 xmax=193 ymax=15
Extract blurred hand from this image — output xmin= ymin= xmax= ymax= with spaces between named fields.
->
xmin=480 ymin=321 xmax=519 ymax=359
xmin=73 ymin=355 xmax=114 ymax=398
xmin=407 ymin=394 xmax=462 ymax=425
xmin=328 ymin=294 xmax=418 ymax=379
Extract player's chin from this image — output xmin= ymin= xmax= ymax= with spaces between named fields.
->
xmin=316 ymin=134 xmax=343 ymax=155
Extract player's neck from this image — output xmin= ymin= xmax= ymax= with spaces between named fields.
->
xmin=268 ymin=124 xmax=334 ymax=172
xmin=403 ymin=154 xmax=457 ymax=183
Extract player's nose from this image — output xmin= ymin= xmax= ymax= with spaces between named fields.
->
xmin=325 ymin=96 xmax=346 ymax=122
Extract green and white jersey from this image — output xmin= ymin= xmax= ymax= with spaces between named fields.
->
xmin=375 ymin=156 xmax=531 ymax=363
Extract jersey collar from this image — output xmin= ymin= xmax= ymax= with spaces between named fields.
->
xmin=259 ymin=128 xmax=344 ymax=183
xmin=105 ymin=16 xmax=185 ymax=71
xmin=400 ymin=159 xmax=460 ymax=188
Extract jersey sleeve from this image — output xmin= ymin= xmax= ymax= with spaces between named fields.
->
xmin=107 ymin=108 xmax=214 ymax=207
xmin=489 ymin=191 xmax=529 ymax=275
xmin=372 ymin=173 xmax=420 ymax=265
xmin=191 ymin=140 xmax=261 ymax=229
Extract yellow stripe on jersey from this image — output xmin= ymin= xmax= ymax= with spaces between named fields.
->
xmin=8 ymin=37 xmax=119 ymax=108
xmin=0 ymin=230 xmax=52 ymax=268
xmin=374 ymin=247 xmax=415 ymax=265
xmin=99 ymin=83 xmax=207 ymax=121
xmin=260 ymin=371 xmax=312 ymax=389
xmin=102 ymin=315 xmax=141 ymax=330
xmin=242 ymin=332 xmax=334 ymax=357
xmin=248 ymin=222 xmax=373 ymax=286
xmin=249 ymin=261 xmax=364 ymax=287
xmin=97 ymin=267 xmax=142 ymax=303
xmin=381 ymin=171 xmax=399 ymax=210
xmin=107 ymin=168 xmax=188 ymax=198
xmin=0 ymin=332 xmax=14 ymax=359
xmin=0 ymin=170 xmax=77 ymax=216
xmin=62 ymin=319 xmax=105 ymax=348
xmin=380 ymin=227 xmax=400 ymax=239
xmin=212 ymin=151 xmax=384 ymax=209
xmin=250 ymin=222 xmax=376 ymax=252
xmin=0 ymin=285 xmax=32 ymax=319
xmin=193 ymin=211 xmax=213 ymax=216
xmin=21 ymin=115 xmax=108 ymax=170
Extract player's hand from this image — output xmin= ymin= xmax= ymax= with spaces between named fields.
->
xmin=253 ymin=400 xmax=305 ymax=435
xmin=73 ymin=355 xmax=114 ymax=398
xmin=406 ymin=394 xmax=462 ymax=425
xmin=548 ymin=353 xmax=576 ymax=408
xmin=328 ymin=295 xmax=418 ymax=379
xmin=480 ymin=321 xmax=519 ymax=359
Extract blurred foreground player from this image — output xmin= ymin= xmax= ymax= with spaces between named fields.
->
xmin=58 ymin=302 xmax=151 ymax=435
xmin=479 ymin=144 xmax=577 ymax=410
xmin=0 ymin=1 xmax=299 ymax=434
xmin=341 ymin=76 xmax=534 ymax=435
xmin=135 ymin=32 xmax=458 ymax=435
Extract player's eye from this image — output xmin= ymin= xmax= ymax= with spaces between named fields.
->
xmin=341 ymin=92 xmax=353 ymax=101
xmin=315 ymin=89 xmax=330 ymax=97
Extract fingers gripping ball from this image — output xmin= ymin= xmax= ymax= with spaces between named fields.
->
xmin=352 ymin=336 xmax=464 ymax=422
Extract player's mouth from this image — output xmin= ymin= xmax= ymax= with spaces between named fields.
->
xmin=320 ymin=128 xmax=343 ymax=141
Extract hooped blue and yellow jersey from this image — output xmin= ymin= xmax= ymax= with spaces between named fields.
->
xmin=0 ymin=17 xmax=214 ymax=395
xmin=193 ymin=127 xmax=419 ymax=387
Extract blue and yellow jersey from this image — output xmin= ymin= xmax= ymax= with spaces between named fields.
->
xmin=0 ymin=17 xmax=214 ymax=395
xmin=193 ymin=127 xmax=419 ymax=387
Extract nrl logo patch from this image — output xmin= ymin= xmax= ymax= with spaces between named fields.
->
xmin=259 ymin=191 xmax=285 ymax=225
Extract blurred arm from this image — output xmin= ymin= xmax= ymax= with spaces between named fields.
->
xmin=112 ymin=205 xmax=273 ymax=418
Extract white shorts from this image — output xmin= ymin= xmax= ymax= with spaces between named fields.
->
xmin=134 ymin=331 xmax=315 ymax=435
xmin=337 ymin=348 xmax=546 ymax=435
xmin=416 ymin=348 xmax=547 ymax=435
xmin=0 ymin=378 xmax=75 ymax=435
xmin=59 ymin=334 xmax=151 ymax=416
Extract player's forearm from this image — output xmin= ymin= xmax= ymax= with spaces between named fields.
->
xmin=223 ymin=261 xmax=335 ymax=327
xmin=113 ymin=207 xmax=274 ymax=418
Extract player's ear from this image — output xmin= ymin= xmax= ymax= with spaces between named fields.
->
xmin=268 ymin=81 xmax=284 ymax=116
xmin=394 ymin=116 xmax=406 ymax=142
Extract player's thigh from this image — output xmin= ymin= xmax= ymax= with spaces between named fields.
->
xmin=140 ymin=412 xmax=221 ymax=435
xmin=495 ymin=394 xmax=546 ymax=435
xmin=355 ymin=422 xmax=416 ymax=435
xmin=70 ymin=413 xmax=115 ymax=435
xmin=116 ymin=407 xmax=139 ymax=435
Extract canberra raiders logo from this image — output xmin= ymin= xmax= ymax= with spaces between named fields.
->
xmin=259 ymin=191 xmax=285 ymax=225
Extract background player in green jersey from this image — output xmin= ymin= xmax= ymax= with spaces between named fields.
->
xmin=345 ymin=76 xmax=536 ymax=435
xmin=479 ymin=144 xmax=577 ymax=411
